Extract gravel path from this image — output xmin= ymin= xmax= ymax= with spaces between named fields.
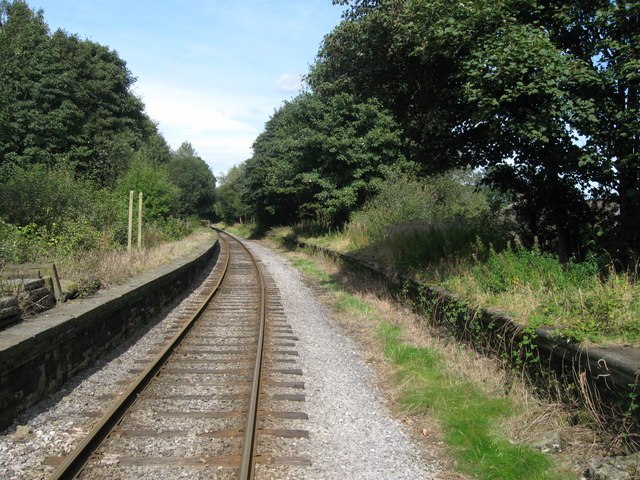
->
xmin=0 ymin=240 xmax=442 ymax=479
xmin=247 ymin=240 xmax=441 ymax=479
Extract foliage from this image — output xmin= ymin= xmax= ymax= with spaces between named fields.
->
xmin=166 ymin=142 xmax=216 ymax=220
xmin=310 ymin=0 xmax=640 ymax=263
xmin=114 ymin=155 xmax=180 ymax=220
xmin=346 ymin=169 xmax=509 ymax=273
xmin=0 ymin=2 xmax=203 ymax=271
xmin=0 ymin=218 xmax=106 ymax=264
xmin=0 ymin=1 xmax=154 ymax=186
xmin=242 ymin=91 xmax=408 ymax=227
xmin=350 ymin=169 xmax=494 ymax=241
xmin=215 ymin=163 xmax=251 ymax=225
xmin=0 ymin=164 xmax=117 ymax=228
xmin=142 ymin=216 xmax=195 ymax=247
xmin=469 ymin=244 xmax=600 ymax=295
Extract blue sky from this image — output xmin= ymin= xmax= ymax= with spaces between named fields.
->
xmin=30 ymin=0 xmax=346 ymax=176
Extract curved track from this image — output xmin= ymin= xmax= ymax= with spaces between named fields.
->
xmin=48 ymin=231 xmax=308 ymax=479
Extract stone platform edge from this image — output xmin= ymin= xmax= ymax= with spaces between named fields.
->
xmin=294 ymin=239 xmax=640 ymax=423
xmin=0 ymin=238 xmax=220 ymax=431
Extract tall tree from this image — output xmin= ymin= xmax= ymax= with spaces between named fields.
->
xmin=310 ymin=0 xmax=632 ymax=260
xmin=215 ymin=163 xmax=251 ymax=225
xmin=243 ymin=92 xmax=408 ymax=227
xmin=0 ymin=1 xmax=152 ymax=185
xmin=536 ymin=0 xmax=640 ymax=259
xmin=166 ymin=142 xmax=217 ymax=219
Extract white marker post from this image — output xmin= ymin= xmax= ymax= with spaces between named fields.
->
xmin=138 ymin=192 xmax=143 ymax=249
xmin=127 ymin=190 xmax=134 ymax=252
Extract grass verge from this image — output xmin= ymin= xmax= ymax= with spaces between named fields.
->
xmin=379 ymin=322 xmax=568 ymax=480
xmin=275 ymin=245 xmax=588 ymax=479
xmin=264 ymin=223 xmax=640 ymax=345
xmin=218 ymin=222 xmax=261 ymax=239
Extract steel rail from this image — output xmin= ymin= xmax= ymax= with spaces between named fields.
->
xmin=48 ymin=234 xmax=231 ymax=480
xmin=227 ymin=230 xmax=267 ymax=480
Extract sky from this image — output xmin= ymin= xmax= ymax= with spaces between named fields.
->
xmin=29 ymin=0 xmax=346 ymax=176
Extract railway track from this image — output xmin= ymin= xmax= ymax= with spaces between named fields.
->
xmin=48 ymin=230 xmax=309 ymax=479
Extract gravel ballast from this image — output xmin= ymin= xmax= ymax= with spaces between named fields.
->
xmin=0 ymin=239 xmax=442 ymax=479
xmin=246 ymin=240 xmax=441 ymax=479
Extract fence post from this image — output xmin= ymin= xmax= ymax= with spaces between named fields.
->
xmin=138 ymin=192 xmax=143 ymax=249
xmin=127 ymin=190 xmax=134 ymax=252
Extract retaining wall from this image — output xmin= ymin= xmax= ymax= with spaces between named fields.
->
xmin=0 ymin=239 xmax=219 ymax=431
xmin=294 ymin=240 xmax=640 ymax=442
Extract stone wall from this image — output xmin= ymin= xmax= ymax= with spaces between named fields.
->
xmin=293 ymin=239 xmax=640 ymax=444
xmin=0 ymin=239 xmax=219 ymax=431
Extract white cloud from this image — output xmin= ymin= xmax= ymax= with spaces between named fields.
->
xmin=275 ymin=73 xmax=303 ymax=93
xmin=182 ymin=133 xmax=256 ymax=173
xmin=139 ymin=83 xmax=251 ymax=133
xmin=135 ymin=81 xmax=264 ymax=173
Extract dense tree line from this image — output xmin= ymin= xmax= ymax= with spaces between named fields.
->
xmin=225 ymin=0 xmax=638 ymax=264
xmin=0 ymin=1 xmax=216 ymax=261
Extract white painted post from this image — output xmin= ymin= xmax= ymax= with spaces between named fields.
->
xmin=138 ymin=192 xmax=143 ymax=249
xmin=127 ymin=190 xmax=134 ymax=252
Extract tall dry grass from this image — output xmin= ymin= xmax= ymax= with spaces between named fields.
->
xmin=57 ymin=229 xmax=216 ymax=291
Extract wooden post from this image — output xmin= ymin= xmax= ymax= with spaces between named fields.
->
xmin=138 ymin=192 xmax=143 ymax=249
xmin=127 ymin=190 xmax=134 ymax=252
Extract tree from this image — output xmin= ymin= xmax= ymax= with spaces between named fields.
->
xmin=166 ymin=142 xmax=217 ymax=219
xmin=243 ymin=92 xmax=408 ymax=227
xmin=533 ymin=0 xmax=640 ymax=260
xmin=115 ymin=155 xmax=180 ymax=220
xmin=215 ymin=164 xmax=251 ymax=225
xmin=309 ymin=0 xmax=628 ymax=260
xmin=0 ymin=1 xmax=152 ymax=185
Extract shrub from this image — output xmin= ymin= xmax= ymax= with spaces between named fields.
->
xmin=349 ymin=169 xmax=496 ymax=244
xmin=346 ymin=169 xmax=510 ymax=275
xmin=0 ymin=164 xmax=119 ymax=230
xmin=142 ymin=217 xmax=194 ymax=247
xmin=114 ymin=155 xmax=180 ymax=220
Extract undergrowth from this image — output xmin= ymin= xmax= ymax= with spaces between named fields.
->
xmin=273 ymin=221 xmax=640 ymax=344
xmin=57 ymin=227 xmax=216 ymax=290
xmin=287 ymin=250 xmax=572 ymax=479
xmin=444 ymin=244 xmax=640 ymax=343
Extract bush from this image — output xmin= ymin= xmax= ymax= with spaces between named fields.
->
xmin=142 ymin=217 xmax=194 ymax=247
xmin=346 ymin=169 xmax=510 ymax=274
xmin=0 ymin=164 xmax=119 ymax=230
xmin=114 ymin=155 xmax=180 ymax=220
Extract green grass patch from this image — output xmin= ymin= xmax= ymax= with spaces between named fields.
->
xmin=379 ymin=323 xmax=571 ymax=480
xmin=335 ymin=291 xmax=373 ymax=313
xmin=220 ymin=222 xmax=259 ymax=239
xmin=290 ymin=257 xmax=340 ymax=290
